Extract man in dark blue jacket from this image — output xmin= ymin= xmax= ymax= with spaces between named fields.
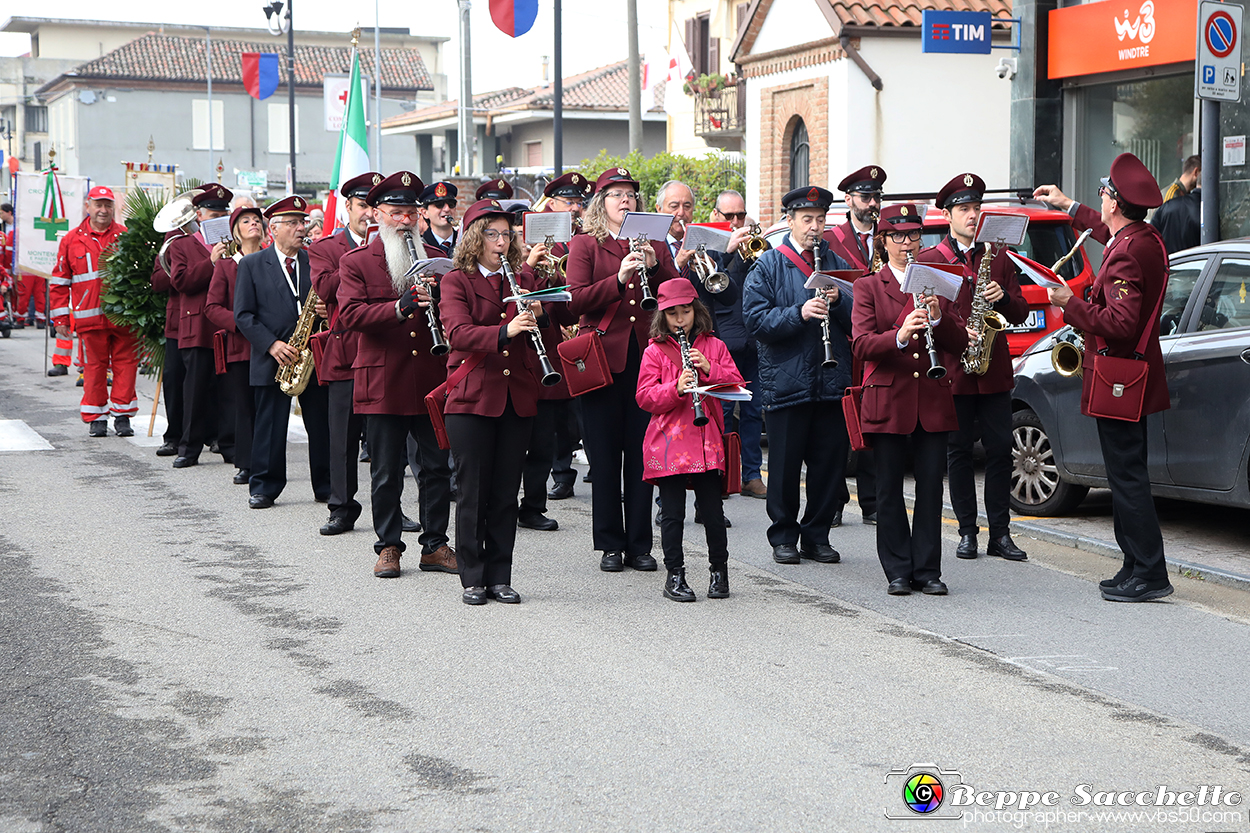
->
xmin=743 ymin=186 xmax=853 ymax=565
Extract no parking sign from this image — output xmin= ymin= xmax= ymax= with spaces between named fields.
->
xmin=1197 ymin=1 xmax=1243 ymax=101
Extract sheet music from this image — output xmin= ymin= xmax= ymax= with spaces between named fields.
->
xmin=618 ymin=211 xmax=676 ymax=242
xmin=523 ymin=212 xmax=572 ymax=245
xmin=681 ymin=224 xmax=732 ymax=253
xmin=803 ymin=273 xmax=856 ymax=296
xmin=974 ymin=211 xmax=1030 ymax=246
xmin=405 ymin=257 xmax=455 ymax=279
xmin=1006 ymin=251 xmax=1067 ymax=289
xmin=503 ymin=287 xmax=573 ymax=304
xmin=200 ymin=216 xmax=232 ymax=247
xmin=901 ymin=262 xmax=963 ymax=301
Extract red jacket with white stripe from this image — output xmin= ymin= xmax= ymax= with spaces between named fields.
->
xmin=49 ymin=217 xmax=126 ymax=331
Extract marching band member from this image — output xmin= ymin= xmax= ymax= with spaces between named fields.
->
xmin=337 ymin=172 xmax=458 ymax=580
xmin=150 ymin=231 xmax=185 ymax=456
xmin=204 ymin=204 xmax=264 ymax=485
xmin=420 ymin=181 xmax=459 ymax=257
xmin=918 ymin=173 xmax=1030 ymax=562
xmin=440 ymin=199 xmax=548 ymax=604
xmin=823 ymin=165 xmax=886 ymax=272
xmin=851 ymin=204 xmax=968 ymax=596
xmin=566 ymin=167 xmax=679 ymax=573
xmin=476 ymin=178 xmax=513 ymax=201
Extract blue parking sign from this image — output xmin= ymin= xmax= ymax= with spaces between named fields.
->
xmin=1203 ymin=64 xmax=1217 ymax=83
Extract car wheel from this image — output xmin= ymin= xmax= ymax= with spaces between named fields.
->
xmin=1010 ymin=409 xmax=1089 ymax=516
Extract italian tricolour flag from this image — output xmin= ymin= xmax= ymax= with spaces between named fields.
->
xmin=323 ymin=50 xmax=370 ymax=237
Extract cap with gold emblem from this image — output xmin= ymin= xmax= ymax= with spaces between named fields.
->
xmin=263 ymin=194 xmax=310 ymax=220
xmin=366 ymin=171 xmax=426 ymax=207
xmin=1101 ymin=152 xmax=1163 ymax=209
xmin=229 ymin=204 xmax=263 ymax=232
xmin=594 ymin=167 xmax=639 ymax=193
xmin=475 ymin=178 xmax=513 ymax=201
xmin=838 ymin=165 xmax=887 ymax=195
xmin=544 ymin=171 xmax=595 ymax=200
xmin=460 ymin=198 xmax=515 ymax=231
xmin=935 ymin=172 xmax=987 ymax=210
xmin=781 ymin=185 xmax=834 ymax=212
xmin=191 ymin=183 xmax=234 ymax=211
xmin=419 ymin=181 xmax=459 ymax=205
xmin=877 ymin=203 xmax=924 ymax=232
xmin=341 ymin=171 xmax=383 ymax=200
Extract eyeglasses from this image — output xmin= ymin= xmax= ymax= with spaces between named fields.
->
xmin=382 ymin=208 xmax=420 ymax=220
xmin=886 ymin=230 xmax=923 ymax=243
xmin=552 ymin=197 xmax=586 ymax=208
xmin=428 ymin=200 xmax=457 ymax=210
xmin=1098 ymin=185 xmax=1119 ymax=202
xmin=271 ymin=218 xmax=308 ymax=227
xmin=853 ymin=193 xmax=884 ymax=204
xmin=716 ymin=210 xmax=747 ymax=221
xmin=604 ymin=190 xmax=638 ymax=201
xmin=482 ymin=229 xmax=516 ymax=241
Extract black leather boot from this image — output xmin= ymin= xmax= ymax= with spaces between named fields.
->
xmin=663 ymin=569 xmax=696 ymax=602
xmin=708 ymin=567 xmax=729 ymax=599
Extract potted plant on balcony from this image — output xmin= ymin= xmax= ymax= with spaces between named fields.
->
xmin=683 ymin=72 xmax=732 ymax=97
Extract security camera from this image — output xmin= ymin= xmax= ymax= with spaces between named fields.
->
xmin=995 ymin=57 xmax=1017 ymax=80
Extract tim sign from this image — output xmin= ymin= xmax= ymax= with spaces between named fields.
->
xmin=922 ymin=10 xmax=993 ymax=54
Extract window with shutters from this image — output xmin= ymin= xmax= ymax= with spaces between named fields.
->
xmin=684 ymin=14 xmax=713 ymax=76
xmin=736 ymin=2 xmax=750 ymax=35
xmin=789 ymin=119 xmax=809 ymax=192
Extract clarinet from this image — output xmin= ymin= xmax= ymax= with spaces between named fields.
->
xmin=501 ymin=258 xmax=562 ymax=387
xmin=674 ymin=327 xmax=709 ymax=427
xmin=812 ymin=248 xmax=839 ymax=369
xmin=403 ymin=231 xmax=449 ymax=355
xmin=908 ymin=250 xmax=946 ymax=380
xmin=629 ymin=235 xmax=659 ymax=310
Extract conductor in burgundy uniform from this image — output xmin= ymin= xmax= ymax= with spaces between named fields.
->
xmin=851 ymin=204 xmax=969 ymax=595
xmin=1034 ymin=154 xmax=1174 ymax=602
xmin=308 ymin=171 xmax=380 ymax=536
xmin=233 ymin=195 xmax=331 ymax=509
xmin=337 ymin=172 xmax=458 ymax=579
xmin=918 ymin=172 xmax=1030 ymax=562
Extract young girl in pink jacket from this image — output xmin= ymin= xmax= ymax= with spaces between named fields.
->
xmin=636 ymin=279 xmax=745 ymax=602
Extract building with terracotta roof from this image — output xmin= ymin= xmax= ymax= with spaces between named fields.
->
xmin=381 ymin=60 xmax=666 ymax=182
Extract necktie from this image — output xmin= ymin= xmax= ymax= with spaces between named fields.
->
xmin=861 ymin=233 xmax=871 ymax=260
xmin=802 ymin=250 xmax=815 ymax=268
xmin=284 ymin=256 xmax=295 ymax=277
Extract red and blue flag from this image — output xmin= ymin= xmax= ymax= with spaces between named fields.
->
xmin=489 ymin=0 xmax=539 ymax=37
xmin=241 ymin=52 xmax=280 ymax=100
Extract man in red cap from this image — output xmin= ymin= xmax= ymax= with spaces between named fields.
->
xmin=420 ymin=181 xmax=459 ymax=256
xmin=49 ymin=186 xmax=136 ymax=436
xmin=824 ymin=165 xmax=886 ymax=271
xmin=918 ymin=172 xmax=1030 ymax=563
xmin=234 ymin=194 xmax=331 ymax=509
xmin=167 ymin=183 xmax=233 ymax=467
xmin=338 ymin=171 xmax=458 ymax=578
xmin=1034 ymin=153 xmax=1173 ymax=602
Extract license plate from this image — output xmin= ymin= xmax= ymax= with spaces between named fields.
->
xmin=1005 ymin=309 xmax=1046 ymax=333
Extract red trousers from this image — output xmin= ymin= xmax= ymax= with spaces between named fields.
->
xmin=80 ymin=324 xmax=140 ymax=423
xmin=16 ymin=274 xmax=46 ymax=321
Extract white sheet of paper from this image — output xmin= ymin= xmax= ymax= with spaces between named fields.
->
xmin=1006 ymin=251 xmax=1067 ymax=289
xmin=523 ymin=211 xmax=572 ymax=244
xmin=803 ymin=273 xmax=856 ymax=296
xmin=200 ymin=216 xmax=232 ymax=247
xmin=618 ymin=211 xmax=676 ymax=242
xmin=974 ymin=211 xmax=1030 ymax=246
xmin=503 ymin=288 xmax=573 ymax=303
xmin=690 ymin=383 xmax=752 ymax=402
xmin=901 ymin=262 xmax=963 ymax=301
xmin=406 ymin=257 xmax=455 ymax=278
xmin=682 ymin=224 xmax=732 ymax=253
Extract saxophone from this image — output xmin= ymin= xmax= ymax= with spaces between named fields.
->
xmin=959 ymin=242 xmax=1008 ymax=376
xmin=276 ymin=286 xmax=322 ymax=396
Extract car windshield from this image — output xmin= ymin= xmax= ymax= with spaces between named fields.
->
xmin=921 ymin=224 xmax=1086 ymax=283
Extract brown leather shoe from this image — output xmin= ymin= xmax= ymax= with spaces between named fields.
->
xmin=374 ymin=546 xmax=402 ymax=579
xmin=740 ymin=478 xmax=767 ymax=498
xmin=419 ymin=544 xmax=459 ymax=574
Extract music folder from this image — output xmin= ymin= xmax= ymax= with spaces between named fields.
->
xmin=682 ymin=224 xmax=732 ymax=252
xmin=618 ymin=212 xmax=676 ymax=242
xmin=523 ymin=211 xmax=572 ymax=245
xmin=901 ymin=262 xmax=964 ymax=301
xmin=405 ymin=257 xmax=455 ymax=279
xmin=1006 ymin=251 xmax=1068 ymax=289
xmin=200 ymin=216 xmax=232 ymax=247
xmin=974 ymin=211 xmax=1030 ymax=246
xmin=804 ymin=269 xmax=862 ymax=296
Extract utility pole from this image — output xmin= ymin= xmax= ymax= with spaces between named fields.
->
xmin=205 ymin=28 xmax=214 ymax=181
xmin=626 ymin=0 xmax=642 ymax=153
xmin=374 ymin=0 xmax=383 ymax=170
xmin=458 ymin=0 xmax=474 ymax=176
xmin=553 ymin=0 xmax=563 ymax=173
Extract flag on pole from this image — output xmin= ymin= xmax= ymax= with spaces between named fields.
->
xmin=489 ymin=0 xmax=539 ymax=37
xmin=241 ymin=53 xmax=280 ymax=100
xmin=34 ymin=166 xmax=69 ymax=242
xmin=323 ymin=50 xmax=371 ymax=236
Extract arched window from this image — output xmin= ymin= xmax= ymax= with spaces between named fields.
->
xmin=789 ymin=118 xmax=809 ymax=191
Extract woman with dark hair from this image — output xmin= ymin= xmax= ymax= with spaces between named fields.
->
xmin=439 ymin=199 xmax=547 ymax=605
xmin=566 ymin=168 xmax=680 ymax=574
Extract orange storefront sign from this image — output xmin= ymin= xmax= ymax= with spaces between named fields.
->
xmin=1049 ymin=0 xmax=1198 ymax=78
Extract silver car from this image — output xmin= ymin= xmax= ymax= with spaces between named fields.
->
xmin=1010 ymin=239 xmax=1250 ymax=515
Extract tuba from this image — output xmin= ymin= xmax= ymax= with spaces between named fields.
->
xmin=1048 ymin=229 xmax=1093 ymax=378
xmin=960 ymin=242 xmax=1009 ymax=376
xmin=153 ymin=195 xmax=199 ymax=274
xmin=741 ymin=223 xmax=771 ymax=263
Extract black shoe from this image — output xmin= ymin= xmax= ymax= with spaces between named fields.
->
xmin=887 ymin=578 xmax=912 ymax=595
xmin=547 ymin=482 xmax=574 ymax=500
xmin=862 ymin=512 xmax=877 ymax=525
xmin=582 ymin=472 xmax=592 ymax=483
xmin=772 ymin=543 xmax=800 ymax=565
xmin=987 ymin=534 xmax=1028 ymax=561
xmin=233 ymin=468 xmax=250 ymax=485
xmin=692 ymin=510 xmax=731 ymax=528
xmin=88 ymin=420 xmax=108 ymax=438
xmin=600 ymin=551 xmax=624 ymax=572
xmin=518 ymin=513 xmax=559 ymax=531
xmin=800 ymin=543 xmax=841 ymax=563
xmin=663 ymin=569 xmax=696 ymax=602
xmin=47 ymin=365 xmax=68 ymax=377
xmin=956 ymin=534 xmax=978 ymax=559
xmin=1101 ymin=577 xmax=1174 ymax=602
xmin=462 ymin=586 xmax=489 ymax=605
xmin=36 ymin=321 xmax=45 ymax=330
xmin=830 ymin=509 xmax=843 ymax=528
xmin=918 ymin=580 xmax=949 ymax=595
xmin=1099 ymin=566 xmax=1133 ymax=589
xmin=708 ymin=568 xmax=730 ymax=599
xmin=320 ymin=516 xmax=355 ymax=536
xmin=12 ymin=320 xmax=24 ymax=329
xmin=358 ymin=447 xmax=371 ymax=463
xmin=624 ymin=552 xmax=658 ymax=571
xmin=172 ymin=456 xmax=198 ymax=468
xmin=156 ymin=441 xmax=178 ymax=457
xmin=487 ymin=584 xmax=521 ymax=604
xmin=401 ymin=514 xmax=422 ymax=533
xmin=248 ymin=494 xmax=274 ymax=509
xmin=655 ymin=508 xmax=664 ymax=526
xmin=210 ymin=441 xmax=221 ymax=455
xmin=113 ymin=416 xmax=134 ymax=437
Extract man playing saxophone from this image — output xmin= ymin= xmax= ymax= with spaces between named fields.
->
xmin=917 ymin=173 xmax=1030 ymax=562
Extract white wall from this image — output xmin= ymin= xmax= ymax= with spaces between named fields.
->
xmin=752 ymin=0 xmax=833 ymax=55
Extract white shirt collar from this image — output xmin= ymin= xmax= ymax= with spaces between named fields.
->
xmin=348 ymin=228 xmax=364 ymax=247
xmin=886 ymin=262 xmax=906 ymax=290
xmin=477 ymin=262 xmax=503 ymax=277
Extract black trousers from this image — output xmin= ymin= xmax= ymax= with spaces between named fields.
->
xmin=764 ymin=400 xmax=848 ymax=548
xmin=326 ymin=379 xmax=365 ymax=521
xmin=1096 ymin=417 xmax=1167 ymax=582
xmin=250 ymin=380 xmax=330 ymax=501
xmin=948 ymin=391 xmax=1013 ymax=537
xmin=581 ymin=338 xmax=653 ymax=555
xmin=551 ymin=399 xmax=577 ymax=488
xmin=657 ymin=471 xmax=728 ymax=573
xmin=161 ymin=336 xmax=186 ymax=445
xmin=179 ymin=346 xmax=218 ymax=460
xmin=835 ymin=449 xmax=878 ymax=516
xmin=519 ymin=399 xmax=560 ymax=517
xmin=447 ymin=404 xmax=532 ymax=588
xmin=220 ymin=361 xmax=254 ymax=471
xmin=873 ymin=429 xmax=947 ymax=583
xmin=367 ymin=413 xmax=451 ymax=555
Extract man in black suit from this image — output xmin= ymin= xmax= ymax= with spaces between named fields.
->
xmin=419 ymin=181 xmax=458 ymax=256
xmin=234 ymin=195 xmax=331 ymax=509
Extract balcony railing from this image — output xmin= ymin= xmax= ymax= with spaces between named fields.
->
xmin=694 ymin=80 xmax=746 ymax=138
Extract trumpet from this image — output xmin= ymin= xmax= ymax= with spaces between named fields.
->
xmin=629 ymin=235 xmax=658 ymax=310
xmin=501 ymin=258 xmax=562 ymax=387
xmin=691 ymin=244 xmax=730 ymax=293
xmin=403 ymin=231 xmax=449 ymax=356
xmin=1048 ymin=229 xmax=1093 ymax=378
xmin=812 ymin=249 xmax=839 ymax=369
xmin=909 ymin=251 xmax=946 ymax=380
xmin=741 ymin=223 xmax=771 ymax=264
xmin=536 ymin=234 xmax=567 ymax=284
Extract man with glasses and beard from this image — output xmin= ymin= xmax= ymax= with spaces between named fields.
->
xmin=824 ymin=165 xmax=886 ymax=272
xmin=337 ymin=171 xmax=458 ymax=580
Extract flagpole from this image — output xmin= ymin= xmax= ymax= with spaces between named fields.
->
xmin=205 ymin=27 xmax=214 ymax=181
xmin=457 ymin=0 xmax=474 ymax=176
xmin=553 ymin=0 xmax=562 ymax=174
xmin=374 ymin=1 xmax=382 ymax=170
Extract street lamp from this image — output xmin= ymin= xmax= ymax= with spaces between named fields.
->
xmin=262 ymin=0 xmax=297 ymax=194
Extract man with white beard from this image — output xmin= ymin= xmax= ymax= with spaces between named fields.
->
xmin=337 ymin=172 xmax=458 ymax=579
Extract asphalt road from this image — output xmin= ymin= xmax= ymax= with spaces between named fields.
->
xmin=2 ymin=328 xmax=1249 ymax=832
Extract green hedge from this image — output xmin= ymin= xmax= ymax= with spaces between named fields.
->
xmin=572 ymin=150 xmax=746 ymax=222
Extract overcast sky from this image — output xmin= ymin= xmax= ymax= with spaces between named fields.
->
xmin=1 ymin=1 xmax=671 ymax=95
